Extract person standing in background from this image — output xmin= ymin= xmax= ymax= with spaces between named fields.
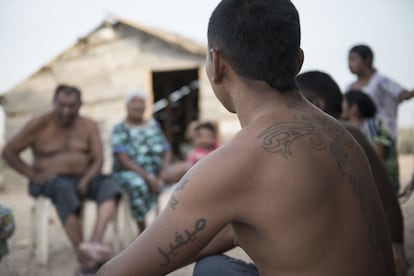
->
xmin=347 ymin=44 xmax=414 ymax=141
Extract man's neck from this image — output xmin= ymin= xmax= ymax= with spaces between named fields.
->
xmin=234 ymin=82 xmax=299 ymax=128
xmin=53 ymin=116 xmax=78 ymax=129
xmin=357 ymin=69 xmax=374 ymax=82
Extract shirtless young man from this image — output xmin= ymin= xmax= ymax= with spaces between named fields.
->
xmin=2 ymin=84 xmax=121 ymax=273
xmin=97 ymin=0 xmax=395 ymax=275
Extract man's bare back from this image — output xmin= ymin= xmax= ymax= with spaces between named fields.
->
xmin=98 ymin=94 xmax=394 ymax=276
xmin=223 ymin=96 xmax=393 ymax=275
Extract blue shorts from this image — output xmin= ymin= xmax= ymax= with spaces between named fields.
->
xmin=194 ymin=254 xmax=259 ymax=276
xmin=29 ymin=174 xmax=121 ymax=223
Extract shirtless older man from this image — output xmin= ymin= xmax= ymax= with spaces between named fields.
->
xmin=97 ymin=0 xmax=395 ymax=275
xmin=2 ymin=84 xmax=121 ymax=273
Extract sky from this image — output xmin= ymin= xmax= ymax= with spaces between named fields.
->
xmin=1 ymin=0 xmax=414 ymax=142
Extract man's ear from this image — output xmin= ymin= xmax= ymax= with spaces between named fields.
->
xmin=296 ymin=48 xmax=304 ymax=74
xmin=210 ymin=48 xmax=225 ymax=84
xmin=313 ymin=97 xmax=326 ymax=111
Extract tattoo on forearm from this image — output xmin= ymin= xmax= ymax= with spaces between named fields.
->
xmin=257 ymin=101 xmax=381 ymax=251
xmin=158 ymin=218 xmax=207 ymax=267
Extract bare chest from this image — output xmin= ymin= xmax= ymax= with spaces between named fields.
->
xmin=33 ymin=124 xmax=90 ymax=156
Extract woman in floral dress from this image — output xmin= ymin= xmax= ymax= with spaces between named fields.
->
xmin=111 ymin=90 xmax=171 ymax=233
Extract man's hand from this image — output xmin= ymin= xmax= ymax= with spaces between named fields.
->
xmin=145 ymin=174 xmax=162 ymax=194
xmin=77 ymin=178 xmax=90 ymax=198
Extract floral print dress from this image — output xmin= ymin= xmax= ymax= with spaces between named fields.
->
xmin=111 ymin=119 xmax=170 ymax=221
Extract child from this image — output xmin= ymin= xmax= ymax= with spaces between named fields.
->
xmin=187 ymin=122 xmax=218 ymax=165
xmin=162 ymin=121 xmax=219 ymax=183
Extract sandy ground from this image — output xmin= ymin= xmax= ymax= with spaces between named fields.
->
xmin=0 ymin=154 xmax=413 ymax=276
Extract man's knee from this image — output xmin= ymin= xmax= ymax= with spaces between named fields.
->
xmin=194 ymin=255 xmax=225 ymax=276
xmin=194 ymin=255 xmax=239 ymax=276
xmin=194 ymin=255 xmax=258 ymax=276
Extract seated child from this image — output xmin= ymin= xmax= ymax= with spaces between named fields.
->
xmin=187 ymin=121 xmax=219 ymax=165
xmin=162 ymin=121 xmax=219 ymax=183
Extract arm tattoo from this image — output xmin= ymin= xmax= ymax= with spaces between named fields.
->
xmin=168 ymin=177 xmax=190 ymax=210
xmin=157 ymin=218 xmax=207 ymax=267
xmin=168 ymin=195 xmax=178 ymax=210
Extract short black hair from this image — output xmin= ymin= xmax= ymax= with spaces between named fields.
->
xmin=208 ymin=0 xmax=301 ymax=92
xmin=344 ymin=90 xmax=377 ymax=119
xmin=296 ymin=71 xmax=343 ymax=119
xmin=349 ymin=44 xmax=374 ymax=69
xmin=53 ymin=84 xmax=82 ymax=103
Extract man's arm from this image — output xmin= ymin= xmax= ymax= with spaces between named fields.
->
xmin=78 ymin=120 xmax=104 ymax=194
xmin=2 ymin=118 xmax=43 ymax=182
xmin=398 ymin=89 xmax=414 ymax=102
xmin=189 ymin=224 xmax=236 ymax=262
xmin=97 ymin=146 xmax=239 ymax=275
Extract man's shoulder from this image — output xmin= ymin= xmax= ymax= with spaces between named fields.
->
xmin=198 ymin=131 xmax=264 ymax=176
xmin=78 ymin=116 xmax=99 ymax=128
xmin=23 ymin=112 xmax=53 ymax=132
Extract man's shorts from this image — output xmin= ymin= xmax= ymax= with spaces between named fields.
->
xmin=194 ymin=254 xmax=259 ymax=276
xmin=29 ymin=174 xmax=121 ymax=223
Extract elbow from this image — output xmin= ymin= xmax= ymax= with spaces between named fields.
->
xmin=1 ymin=147 xmax=12 ymax=163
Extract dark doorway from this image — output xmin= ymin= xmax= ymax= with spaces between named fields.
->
xmin=152 ymin=68 xmax=199 ymax=159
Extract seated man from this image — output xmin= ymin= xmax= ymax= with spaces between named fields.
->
xmin=297 ymin=70 xmax=407 ymax=276
xmin=97 ymin=0 xmax=395 ymax=275
xmin=2 ymin=84 xmax=121 ymax=274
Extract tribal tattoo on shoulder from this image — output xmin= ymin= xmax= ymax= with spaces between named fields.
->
xmin=257 ymin=101 xmax=381 ymax=251
xmin=257 ymin=109 xmax=354 ymax=159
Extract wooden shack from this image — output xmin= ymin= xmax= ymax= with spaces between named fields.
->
xmin=1 ymin=17 xmax=239 ymax=187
